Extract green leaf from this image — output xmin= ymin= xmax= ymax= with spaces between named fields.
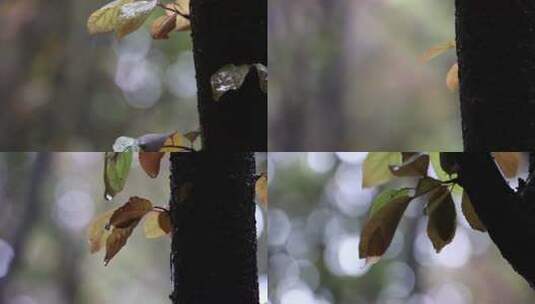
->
xmin=116 ymin=0 xmax=157 ymax=39
xmin=461 ymin=191 xmax=486 ymax=232
xmin=362 ymin=152 xmax=402 ymax=188
xmin=426 ymin=186 xmax=457 ymax=252
xmin=389 ymin=153 xmax=429 ymax=177
xmin=254 ymin=63 xmax=267 ymax=94
xmin=104 ymin=151 xmax=133 ymax=200
xmin=210 ymin=64 xmax=252 ymax=101
xmin=87 ymin=0 xmax=134 ymax=35
xmin=369 ymin=188 xmax=411 ymax=216
xmin=359 ymin=189 xmax=412 ymax=262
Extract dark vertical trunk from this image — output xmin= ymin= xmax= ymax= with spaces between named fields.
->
xmin=0 ymin=153 xmax=52 ymax=301
xmin=454 ymin=153 xmax=535 ymax=288
xmin=169 ymin=152 xmax=259 ymax=304
xmin=190 ymin=0 xmax=267 ymax=151
xmin=455 ymin=1 xmax=535 ymax=150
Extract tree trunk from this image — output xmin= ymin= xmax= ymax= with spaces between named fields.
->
xmin=169 ymin=152 xmax=259 ymax=304
xmin=455 ymin=1 xmax=535 ymax=150
xmin=190 ymin=0 xmax=267 ymax=151
xmin=454 ymin=152 xmax=535 ymax=287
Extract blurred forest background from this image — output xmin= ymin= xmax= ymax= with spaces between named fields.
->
xmin=269 ymin=153 xmax=534 ymax=304
xmin=0 ymin=153 xmax=267 ymax=304
xmin=0 ymin=1 xmax=198 ymax=150
xmin=269 ymin=0 xmax=462 ymax=150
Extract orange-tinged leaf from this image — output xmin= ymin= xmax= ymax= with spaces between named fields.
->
xmin=151 ymin=14 xmax=177 ymax=39
xmin=143 ymin=211 xmax=171 ymax=238
xmin=109 ymin=196 xmax=153 ymax=229
xmin=493 ymin=152 xmax=521 ymax=178
xmin=255 ymin=173 xmax=267 ymax=207
xmin=104 ymin=226 xmax=135 ymax=266
xmin=420 ymin=40 xmax=456 ymax=63
xmin=446 ymin=63 xmax=459 ymax=91
xmin=139 ymin=152 xmax=165 ymax=178
xmin=160 ymin=132 xmax=186 ymax=152
xmin=159 ymin=211 xmax=172 ymax=234
xmin=166 ymin=0 xmax=190 ymax=31
xmin=87 ymin=209 xmax=115 ymax=254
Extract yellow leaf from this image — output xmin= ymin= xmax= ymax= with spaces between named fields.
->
xmin=139 ymin=152 xmax=165 ymax=178
xmin=87 ymin=209 xmax=115 ymax=254
xmin=420 ymin=40 xmax=456 ymax=63
xmin=362 ymin=152 xmax=402 ymax=188
xmin=446 ymin=63 xmax=459 ymax=91
xmin=492 ymin=152 xmax=521 ymax=178
xmin=144 ymin=211 xmax=169 ymax=238
xmin=160 ymin=132 xmax=186 ymax=152
xmin=115 ymin=0 xmax=158 ymax=39
xmin=87 ymin=0 xmax=134 ymax=35
xmin=109 ymin=196 xmax=153 ymax=229
xmin=255 ymin=173 xmax=267 ymax=207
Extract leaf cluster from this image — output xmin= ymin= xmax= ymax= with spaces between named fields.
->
xmin=359 ymin=152 xmax=521 ymax=264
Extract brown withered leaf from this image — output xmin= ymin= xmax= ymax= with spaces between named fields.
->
xmin=389 ymin=153 xmax=429 ymax=177
xmin=109 ymin=196 xmax=153 ymax=229
xmin=255 ymin=173 xmax=267 ymax=207
xmin=159 ymin=211 xmax=172 ymax=234
xmin=87 ymin=209 xmax=115 ymax=254
xmin=151 ymin=14 xmax=177 ymax=39
xmin=461 ymin=191 xmax=486 ymax=232
xmin=359 ymin=189 xmax=412 ymax=263
xmin=426 ymin=186 xmax=457 ymax=253
xmin=104 ymin=226 xmax=135 ymax=266
xmin=139 ymin=152 xmax=165 ymax=178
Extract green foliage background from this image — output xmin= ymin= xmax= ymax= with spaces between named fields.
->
xmin=269 ymin=0 xmax=462 ymax=150
xmin=0 ymin=0 xmax=197 ymax=150
xmin=0 ymin=153 xmax=267 ymax=303
xmin=269 ymin=153 xmax=533 ymax=304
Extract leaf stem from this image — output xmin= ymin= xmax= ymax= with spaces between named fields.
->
xmin=157 ymin=2 xmax=190 ymax=20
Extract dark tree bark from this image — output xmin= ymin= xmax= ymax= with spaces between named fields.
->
xmin=169 ymin=152 xmax=259 ymax=304
xmin=455 ymin=1 xmax=535 ymax=150
xmin=190 ymin=0 xmax=267 ymax=151
xmin=454 ymin=153 xmax=535 ymax=287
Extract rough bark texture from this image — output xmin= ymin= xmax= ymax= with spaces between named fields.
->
xmin=455 ymin=1 xmax=535 ymax=150
xmin=190 ymin=0 xmax=267 ymax=151
xmin=455 ymin=153 xmax=535 ymax=287
xmin=169 ymin=152 xmax=259 ymax=304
